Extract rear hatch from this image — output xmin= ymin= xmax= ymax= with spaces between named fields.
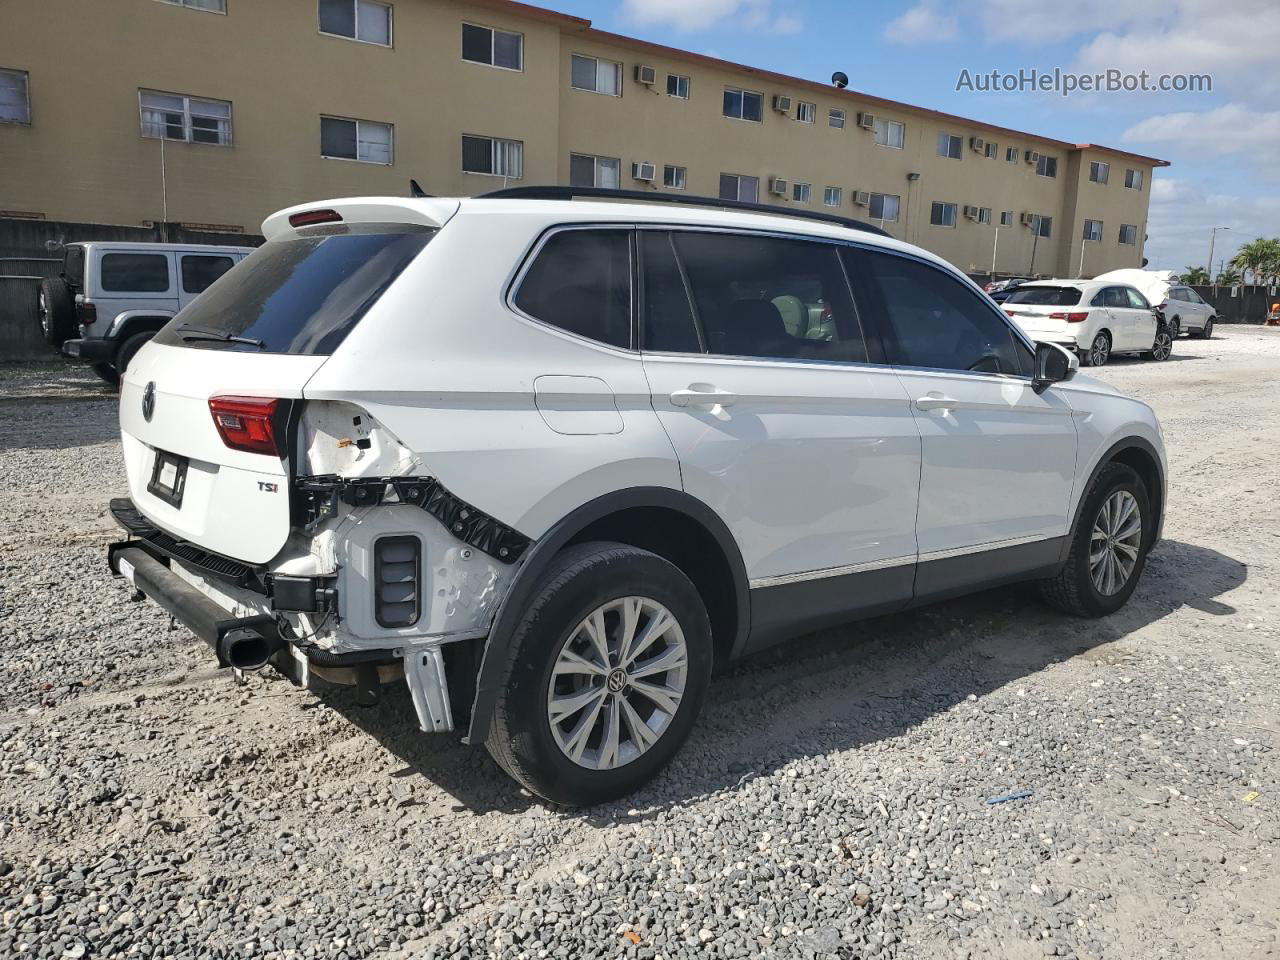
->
xmin=1000 ymin=285 xmax=1087 ymax=339
xmin=119 ymin=202 xmax=449 ymax=564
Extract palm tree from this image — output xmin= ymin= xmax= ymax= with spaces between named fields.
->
xmin=1216 ymin=267 xmax=1242 ymax=286
xmin=1230 ymin=238 xmax=1280 ymax=285
xmin=1182 ymin=266 xmax=1210 ymax=285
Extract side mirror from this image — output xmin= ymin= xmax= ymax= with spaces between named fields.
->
xmin=1032 ymin=341 xmax=1077 ymax=393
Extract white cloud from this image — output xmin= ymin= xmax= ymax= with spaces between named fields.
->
xmin=884 ymin=3 xmax=959 ymax=44
xmin=1124 ymin=104 xmax=1280 ymax=163
xmin=619 ymin=0 xmax=801 ymax=33
xmin=1143 ymin=177 xmax=1280 ymax=272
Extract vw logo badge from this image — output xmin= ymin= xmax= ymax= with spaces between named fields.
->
xmin=142 ymin=381 xmax=156 ymax=422
xmin=607 ymin=669 xmax=628 ymax=693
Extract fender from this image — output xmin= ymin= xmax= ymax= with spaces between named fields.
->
xmin=107 ymin=309 xmax=177 ymax=340
xmin=465 ymin=486 xmax=750 ymax=746
xmin=1058 ymin=435 xmax=1166 ymax=566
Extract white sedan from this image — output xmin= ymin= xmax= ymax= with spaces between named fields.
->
xmin=1001 ymin=279 xmax=1172 ymax=366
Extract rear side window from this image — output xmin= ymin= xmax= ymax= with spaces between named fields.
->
xmin=1003 ymin=286 xmax=1083 ymax=306
xmin=1098 ymin=287 xmax=1129 ymax=308
xmin=514 ymin=229 xmax=632 ymax=348
xmin=101 ymin=253 xmax=170 ymax=293
xmin=670 ymin=231 xmax=868 ymax=363
xmin=852 ymin=249 xmax=1029 ymax=376
xmin=154 ymin=224 xmax=434 ymax=355
xmin=181 ymin=254 xmax=235 ymax=294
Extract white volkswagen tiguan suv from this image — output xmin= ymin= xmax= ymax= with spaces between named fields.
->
xmin=106 ymin=189 xmax=1167 ymax=804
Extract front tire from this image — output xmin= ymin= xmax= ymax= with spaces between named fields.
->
xmin=486 ymin=542 xmax=712 ymax=806
xmin=1040 ymin=463 xmax=1151 ymax=618
xmin=1143 ymin=327 xmax=1173 ymax=361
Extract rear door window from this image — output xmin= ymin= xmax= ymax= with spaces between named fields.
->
xmin=180 ymin=254 xmax=236 ymax=294
xmin=668 ymin=231 xmax=868 ymax=363
xmin=100 ymin=253 xmax=171 ymax=293
xmin=1003 ymin=286 xmax=1083 ymax=306
xmin=513 ymin=229 xmax=632 ymax=349
xmin=153 ymin=224 xmax=435 ymax=355
xmin=850 ymin=249 xmax=1030 ymax=376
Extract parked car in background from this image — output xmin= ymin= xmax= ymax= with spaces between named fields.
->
xmin=100 ymin=188 xmax=1168 ymax=804
xmin=984 ymin=277 xmax=1031 ymax=303
xmin=40 ymin=241 xmax=255 ymax=384
xmin=1001 ymin=279 xmax=1173 ymax=366
xmin=1093 ymin=268 xmax=1217 ymax=339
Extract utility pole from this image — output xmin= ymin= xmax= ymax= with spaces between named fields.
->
xmin=990 ymin=226 xmax=999 ymax=281
xmin=1028 ymin=216 xmax=1041 ymax=276
xmin=159 ymin=134 xmax=170 ymax=243
xmin=1208 ymin=225 xmax=1228 ymax=281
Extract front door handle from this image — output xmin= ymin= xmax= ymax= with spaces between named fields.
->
xmin=671 ymin=386 xmax=738 ymax=408
xmin=915 ymin=394 xmax=958 ymax=412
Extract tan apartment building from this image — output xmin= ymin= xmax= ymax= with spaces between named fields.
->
xmin=0 ymin=0 xmax=1167 ymax=278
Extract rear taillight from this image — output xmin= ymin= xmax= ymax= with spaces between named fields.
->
xmin=1049 ymin=311 xmax=1090 ymax=323
xmin=209 ymin=396 xmax=282 ymax=456
xmin=288 ymin=208 xmax=343 ymax=228
xmin=76 ymin=300 xmax=97 ymax=325
xmin=1003 ymin=309 xmax=1015 ymax=318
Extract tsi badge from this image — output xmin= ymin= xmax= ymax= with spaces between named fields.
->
xmin=142 ymin=381 xmax=156 ymax=422
xmin=257 ymin=481 xmax=279 ymax=494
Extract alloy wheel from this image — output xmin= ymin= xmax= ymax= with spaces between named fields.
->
xmin=547 ymin=596 xmax=688 ymax=770
xmin=1151 ymin=330 xmax=1172 ymax=361
xmin=1090 ymin=333 xmax=1110 ymax=366
xmin=1090 ymin=490 xmax=1142 ymax=596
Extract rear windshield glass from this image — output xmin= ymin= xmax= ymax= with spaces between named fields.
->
xmin=153 ymin=224 xmax=434 ymax=355
xmin=1003 ymin=286 xmax=1083 ymax=306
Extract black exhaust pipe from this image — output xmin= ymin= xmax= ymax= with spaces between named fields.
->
xmin=218 ymin=627 xmax=286 ymax=671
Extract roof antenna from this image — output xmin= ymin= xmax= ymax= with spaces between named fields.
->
xmin=831 ymin=71 xmax=849 ymax=89
xmin=409 ymin=179 xmax=431 ymax=198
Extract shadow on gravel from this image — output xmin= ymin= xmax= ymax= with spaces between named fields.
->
xmin=322 ymin=538 xmax=1246 ymax=815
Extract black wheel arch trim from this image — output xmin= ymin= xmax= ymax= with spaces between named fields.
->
xmin=1059 ymin=436 xmax=1165 ymax=565
xmin=465 ymin=486 xmax=750 ymax=746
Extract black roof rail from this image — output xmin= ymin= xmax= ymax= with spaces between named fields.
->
xmin=476 ymin=185 xmax=891 ymax=238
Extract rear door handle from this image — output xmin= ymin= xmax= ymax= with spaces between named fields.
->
xmin=915 ymin=394 xmax=958 ymax=412
xmin=670 ymin=386 xmax=737 ymax=408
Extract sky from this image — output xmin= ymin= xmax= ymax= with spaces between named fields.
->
xmin=545 ymin=0 xmax=1279 ymax=275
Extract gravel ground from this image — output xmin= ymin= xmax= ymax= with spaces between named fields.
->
xmin=2 ymin=329 xmax=1278 ymax=960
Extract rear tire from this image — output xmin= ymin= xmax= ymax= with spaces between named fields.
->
xmin=115 ymin=332 xmax=154 ymax=376
xmin=1196 ymin=318 xmax=1215 ymax=339
xmin=1080 ymin=331 xmax=1110 ymax=367
xmin=1040 ymin=462 xmax=1151 ymax=618
xmin=38 ymin=278 xmax=76 ymax=348
xmin=485 ymin=542 xmax=713 ymax=806
xmin=1167 ymin=317 xmax=1180 ymax=339
xmin=90 ymin=363 xmax=119 ymax=386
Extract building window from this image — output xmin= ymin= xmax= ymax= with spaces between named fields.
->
xmin=158 ymin=0 xmax=226 ymax=12
xmin=1005 ymin=146 xmax=1018 ymax=163
xmin=0 ymin=69 xmax=30 ymax=125
xmin=461 ymin=23 xmax=522 ymax=70
xmin=1082 ymin=219 xmax=1103 ymax=242
xmin=321 ymin=116 xmax=392 ymax=164
xmin=461 ymin=135 xmax=522 ymax=179
xmin=140 ymin=90 xmax=232 ymax=145
xmin=570 ymin=153 xmax=620 ymax=188
xmin=868 ymin=193 xmax=899 ymax=221
xmin=823 ymin=186 xmax=843 ymax=207
xmin=930 ymin=201 xmax=957 ymax=227
xmin=1089 ymin=161 xmax=1110 ymax=184
xmin=319 ymin=0 xmax=392 ymax=46
xmin=663 ymin=164 xmax=687 ymax=190
xmin=666 ymin=74 xmax=689 ymax=99
xmin=796 ymin=101 xmax=816 ymax=124
xmin=722 ymin=87 xmax=762 ymax=122
xmin=1034 ymin=215 xmax=1052 ymax=238
xmin=999 ymin=210 xmax=1013 ymax=226
xmin=1119 ymin=223 xmax=1138 ymax=245
xmin=792 ymin=182 xmax=811 ymax=203
xmin=937 ymin=133 xmax=962 ymax=159
xmin=873 ymin=118 xmax=904 ymax=148
xmin=984 ymin=141 xmax=997 ymax=159
xmin=571 ymin=54 xmax=622 ymax=96
xmin=977 ymin=207 xmax=992 ymax=225
xmin=719 ymin=173 xmax=760 ymax=203
xmin=1036 ymin=154 xmax=1058 ymax=178
xmin=1125 ymin=169 xmax=1143 ymax=190
xmin=829 ymin=108 xmax=845 ymax=129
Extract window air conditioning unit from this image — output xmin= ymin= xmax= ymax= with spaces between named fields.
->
xmin=970 ymin=136 xmax=985 ymax=152
xmin=772 ymin=95 xmax=792 ymax=113
xmin=635 ymin=64 xmax=657 ymax=86
xmin=858 ymin=112 xmax=875 ymax=129
xmin=1025 ymin=150 xmax=1040 ymax=164
xmin=963 ymin=204 xmax=980 ymax=220
xmin=1020 ymin=212 xmax=1036 ymax=227
xmin=853 ymin=190 xmax=871 ymax=206
xmin=631 ymin=161 xmax=657 ymax=182
xmin=769 ymin=177 xmax=789 ymax=195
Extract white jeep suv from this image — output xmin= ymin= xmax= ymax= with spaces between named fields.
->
xmin=106 ymin=188 xmax=1167 ymax=804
